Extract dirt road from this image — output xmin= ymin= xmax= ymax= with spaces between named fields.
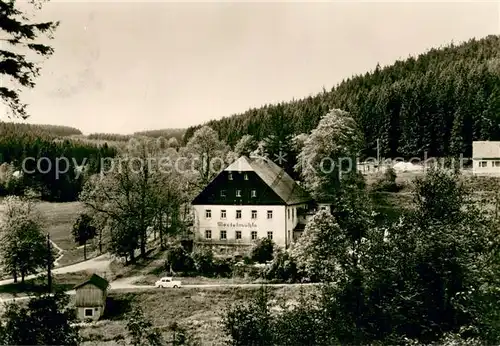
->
xmin=109 ymin=275 xmax=319 ymax=290
xmin=0 ymin=280 xmax=320 ymax=305
xmin=0 ymin=254 xmax=113 ymax=287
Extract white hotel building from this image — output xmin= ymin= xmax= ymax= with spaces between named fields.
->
xmin=191 ymin=156 xmax=313 ymax=251
xmin=472 ymin=141 xmax=500 ymax=176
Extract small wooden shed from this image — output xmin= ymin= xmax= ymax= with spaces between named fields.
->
xmin=73 ymin=273 xmax=109 ymax=321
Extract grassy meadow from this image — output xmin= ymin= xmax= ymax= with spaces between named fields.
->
xmin=0 ymin=271 xmax=91 ymax=300
xmin=80 ymin=285 xmax=309 ymax=345
xmin=0 ymin=199 xmax=101 ymax=270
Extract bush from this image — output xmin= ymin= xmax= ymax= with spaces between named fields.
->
xmin=242 ymin=255 xmax=254 ymax=265
xmin=232 ymin=262 xmax=247 ymax=278
xmin=247 ymin=265 xmax=266 ymax=279
xmin=250 ymin=238 xmax=274 ymax=263
xmin=222 ymin=286 xmax=326 ymax=345
xmin=372 ymin=167 xmax=399 ymax=192
xmin=0 ymin=292 xmax=81 ymax=345
xmin=165 ymin=246 xmax=194 ymax=273
xmin=166 ymin=322 xmax=201 ymax=346
xmin=231 ymin=262 xmax=266 ymax=279
xmin=265 ymin=249 xmax=300 ymax=282
xmin=0 ymin=177 xmax=25 ymax=196
xmin=222 ymin=287 xmax=274 ymax=345
xmin=191 ymin=247 xmax=214 ymax=275
xmin=126 ymin=307 xmax=164 ymax=346
xmin=212 ymin=257 xmax=234 ymax=278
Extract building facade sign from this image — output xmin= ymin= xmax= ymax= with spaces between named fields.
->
xmin=217 ymin=221 xmax=257 ymax=229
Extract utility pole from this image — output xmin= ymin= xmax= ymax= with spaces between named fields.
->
xmin=377 ymin=138 xmax=380 ymax=163
xmin=47 ymin=233 xmax=52 ymax=293
xmin=376 ymin=138 xmax=380 ymax=172
xmin=495 ymin=183 xmax=499 ymax=223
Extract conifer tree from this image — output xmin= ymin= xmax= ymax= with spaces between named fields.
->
xmin=0 ymin=0 xmax=59 ymax=119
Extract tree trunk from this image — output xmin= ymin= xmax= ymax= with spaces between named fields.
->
xmin=160 ymin=212 xmax=165 ymax=250
xmin=84 ymin=241 xmax=87 ymax=261
xmin=140 ymin=229 xmax=146 ymax=258
xmin=21 ymin=271 xmax=25 ymax=284
xmin=99 ymin=229 xmax=102 ymax=254
xmin=140 ymin=162 xmax=148 ymax=258
xmin=13 ymin=270 xmax=17 ymax=283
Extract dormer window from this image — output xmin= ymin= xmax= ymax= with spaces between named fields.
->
xmin=236 ymin=190 xmax=241 ymax=197
xmin=228 ymin=173 xmax=233 ymax=180
xmin=244 ymin=174 xmax=248 ymax=180
xmin=251 ymin=190 xmax=256 ymax=198
xmin=220 ymin=190 xmax=226 ymax=197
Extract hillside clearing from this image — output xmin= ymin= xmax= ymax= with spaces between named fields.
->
xmin=34 ymin=201 xmax=84 ymax=250
xmin=0 ymin=200 xmax=103 ymax=269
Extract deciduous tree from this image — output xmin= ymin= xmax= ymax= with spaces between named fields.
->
xmin=234 ymin=134 xmax=257 ymax=157
xmin=72 ymin=213 xmax=97 ymax=260
xmin=184 ymin=126 xmax=229 ymax=186
xmin=0 ymin=292 xmax=80 ymax=345
xmin=296 ymin=109 xmax=363 ymax=203
xmin=290 ymin=210 xmax=347 ymax=281
xmin=0 ymin=196 xmax=53 ymax=283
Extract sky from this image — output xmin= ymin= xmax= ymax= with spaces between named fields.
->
xmin=2 ymin=1 xmax=499 ymax=135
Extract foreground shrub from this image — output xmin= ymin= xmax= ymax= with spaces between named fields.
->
xmin=264 ymin=248 xmax=300 ymax=282
xmin=191 ymin=247 xmax=214 ymax=274
xmin=250 ymin=238 xmax=274 ymax=263
xmin=0 ymin=292 xmax=80 ymax=345
xmin=166 ymin=322 xmax=201 ymax=346
xmin=212 ymin=257 xmax=234 ymax=278
xmin=222 ymin=287 xmax=274 ymax=346
xmin=222 ymin=286 xmax=333 ymax=345
xmin=372 ymin=167 xmax=399 ymax=192
xmin=231 ymin=262 xmax=266 ymax=280
xmin=165 ymin=246 xmax=194 ymax=273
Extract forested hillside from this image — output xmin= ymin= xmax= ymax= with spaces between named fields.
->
xmin=86 ymin=128 xmax=185 ymax=143
xmin=0 ymin=122 xmax=82 ymax=138
xmin=184 ymin=35 xmax=500 ymax=159
xmin=87 ymin=133 xmax=131 ymax=142
xmin=0 ymin=122 xmax=117 ymax=201
xmin=133 ymin=128 xmax=185 ymax=143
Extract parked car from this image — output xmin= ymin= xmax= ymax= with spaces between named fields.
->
xmin=155 ymin=276 xmax=182 ymax=288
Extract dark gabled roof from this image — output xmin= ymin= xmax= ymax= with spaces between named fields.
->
xmin=73 ymin=273 xmax=109 ymax=291
xmin=248 ymin=156 xmax=311 ymax=205
xmin=223 ymin=155 xmax=312 ymax=205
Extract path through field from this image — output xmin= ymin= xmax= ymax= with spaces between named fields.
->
xmin=0 ymin=253 xmax=113 ymax=288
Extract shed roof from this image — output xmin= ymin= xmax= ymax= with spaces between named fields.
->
xmin=472 ymin=141 xmax=500 ymax=159
xmin=73 ymin=273 xmax=109 ymax=291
